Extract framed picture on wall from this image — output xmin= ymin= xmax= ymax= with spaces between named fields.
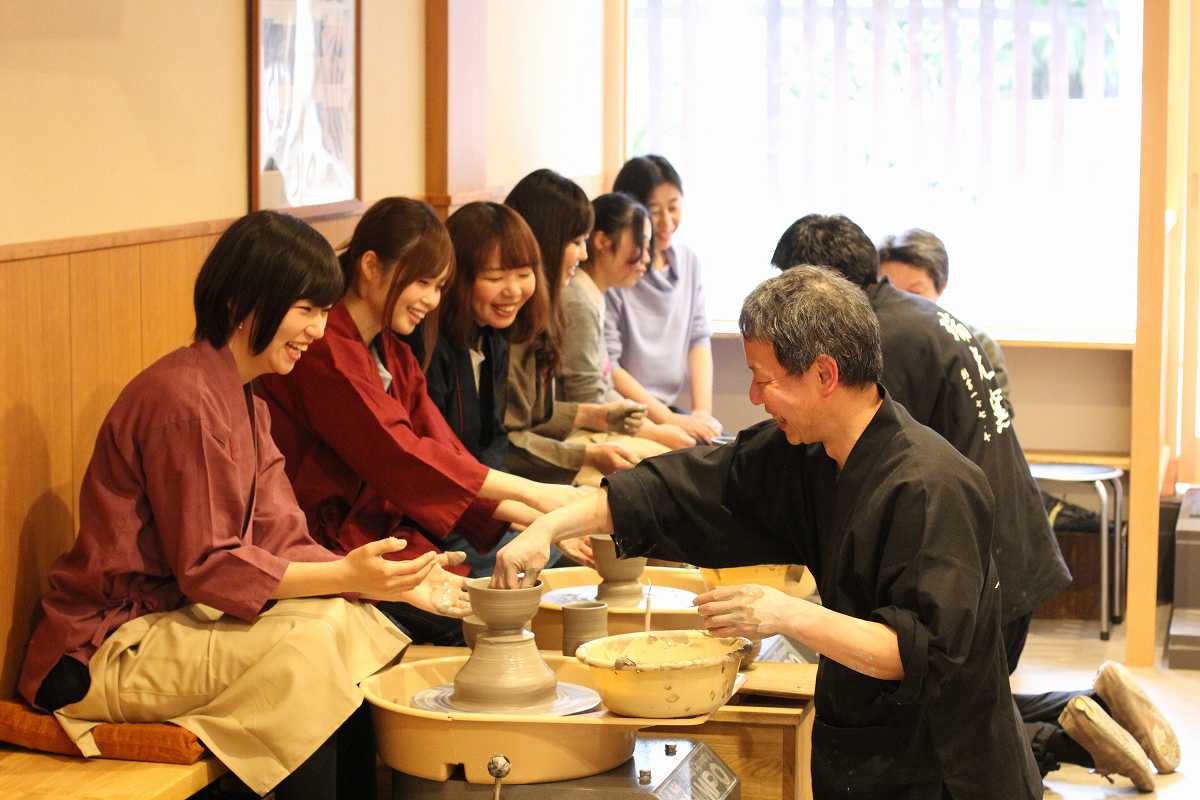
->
xmin=250 ymin=0 xmax=362 ymax=217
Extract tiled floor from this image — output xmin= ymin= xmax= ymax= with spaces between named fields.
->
xmin=1013 ymin=610 xmax=1199 ymax=798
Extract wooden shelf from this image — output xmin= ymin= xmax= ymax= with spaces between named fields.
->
xmin=996 ymin=339 xmax=1134 ymax=351
xmin=1025 ymin=449 xmax=1131 ymax=471
xmin=712 ymin=325 xmax=1134 ymax=352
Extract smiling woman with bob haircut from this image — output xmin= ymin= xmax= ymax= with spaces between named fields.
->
xmin=20 ymin=210 xmax=457 ymax=800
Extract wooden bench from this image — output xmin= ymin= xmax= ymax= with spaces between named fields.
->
xmin=0 ymin=745 xmax=226 ymax=800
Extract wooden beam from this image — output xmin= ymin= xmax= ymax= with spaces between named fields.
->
xmin=1179 ymin=0 xmax=1200 ymax=483
xmin=1127 ymin=0 xmax=1173 ymax=665
xmin=425 ymin=0 xmax=487 ymax=219
xmin=602 ymin=0 xmax=629 ymax=188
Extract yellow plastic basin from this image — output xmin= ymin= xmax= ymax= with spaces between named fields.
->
xmin=574 ymin=630 xmax=751 ymax=718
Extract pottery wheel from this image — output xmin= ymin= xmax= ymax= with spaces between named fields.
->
xmin=410 ymin=682 xmax=602 ymax=716
xmin=543 ymin=585 xmax=697 ymax=609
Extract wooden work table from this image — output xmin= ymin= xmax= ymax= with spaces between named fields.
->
xmin=401 ymin=644 xmax=817 ymax=800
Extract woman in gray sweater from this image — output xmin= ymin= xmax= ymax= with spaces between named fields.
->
xmin=560 ymin=192 xmax=694 ymax=449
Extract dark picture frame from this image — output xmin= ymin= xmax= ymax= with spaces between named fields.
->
xmin=249 ymin=0 xmax=363 ymax=218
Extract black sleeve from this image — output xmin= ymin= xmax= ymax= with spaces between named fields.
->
xmin=869 ymin=475 xmax=994 ymax=707
xmin=422 ymin=341 xmax=456 ymax=432
xmin=603 ymin=422 xmax=809 ymax=567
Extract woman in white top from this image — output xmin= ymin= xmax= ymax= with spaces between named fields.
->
xmin=606 ymin=155 xmax=722 ymax=443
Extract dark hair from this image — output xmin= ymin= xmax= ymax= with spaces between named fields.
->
xmin=770 ymin=214 xmax=880 ymax=288
xmin=194 ymin=211 xmax=342 ymax=353
xmin=584 ymin=192 xmax=650 ymax=268
xmin=442 ymin=202 xmax=547 ymax=352
xmin=612 ymin=154 xmax=683 ymax=204
xmin=504 ymin=169 xmax=593 ymax=377
xmin=740 ymin=266 xmax=882 ymax=387
xmin=338 ymin=197 xmax=453 ymax=368
xmin=877 ymin=228 xmax=950 ymax=294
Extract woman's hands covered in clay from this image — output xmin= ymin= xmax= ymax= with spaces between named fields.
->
xmin=667 ymin=411 xmax=722 ymax=444
xmin=342 ymin=537 xmax=467 ymax=601
xmin=693 ymin=584 xmax=795 ymax=639
xmin=603 ymin=399 xmax=647 ymax=435
xmin=396 ymin=561 xmax=472 ymax=617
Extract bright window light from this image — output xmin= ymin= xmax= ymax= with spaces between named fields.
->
xmin=626 ymin=0 xmax=1142 ymax=344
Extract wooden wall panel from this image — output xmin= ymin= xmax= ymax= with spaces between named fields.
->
xmin=1127 ymin=0 xmax=1176 ymax=664
xmin=0 ymin=256 xmax=74 ymax=697
xmin=68 ymin=247 xmax=143 ymax=512
xmin=139 ymin=235 xmax=215 ymax=365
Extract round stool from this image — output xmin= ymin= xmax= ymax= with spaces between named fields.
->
xmin=1029 ymin=463 xmax=1125 ymax=640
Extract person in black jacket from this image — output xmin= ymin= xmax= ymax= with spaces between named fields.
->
xmin=769 ymin=214 xmax=1177 ymax=787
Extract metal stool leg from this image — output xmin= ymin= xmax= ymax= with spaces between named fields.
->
xmin=1095 ymin=480 xmax=1111 ymax=640
xmin=1112 ymin=476 xmax=1125 ymax=625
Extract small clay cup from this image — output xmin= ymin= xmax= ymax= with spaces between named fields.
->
xmin=461 ymin=614 xmax=487 ymax=648
xmin=466 ymin=577 xmax=544 ymax=635
xmin=562 ymin=600 xmax=608 ymax=657
xmin=589 ymin=536 xmax=646 ymax=582
xmin=590 ymin=536 xmax=647 ymax=605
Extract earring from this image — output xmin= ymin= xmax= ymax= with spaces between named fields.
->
xmin=238 ymin=322 xmax=245 ymax=331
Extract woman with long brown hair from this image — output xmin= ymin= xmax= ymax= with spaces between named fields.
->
xmin=501 ymin=171 xmax=649 ymax=483
xmin=258 ymin=197 xmax=582 ymax=642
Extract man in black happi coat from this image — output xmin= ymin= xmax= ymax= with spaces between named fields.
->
xmin=492 ymin=267 xmax=1042 ymax=800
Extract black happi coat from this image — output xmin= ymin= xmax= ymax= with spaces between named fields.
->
xmin=414 ymin=327 xmax=510 ymax=470
xmin=867 ymin=279 xmax=1070 ymax=623
xmin=604 ymin=393 xmax=1042 ymax=800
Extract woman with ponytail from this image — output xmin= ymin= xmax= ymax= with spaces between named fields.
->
xmin=501 ymin=171 xmax=649 ymax=484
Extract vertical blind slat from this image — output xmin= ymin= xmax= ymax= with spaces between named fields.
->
xmin=1014 ymin=0 xmax=1033 ymax=175
xmin=1084 ymin=0 xmax=1106 ymax=100
xmin=766 ymin=0 xmax=783 ymax=197
xmin=1051 ymin=0 xmax=1070 ymax=183
xmin=979 ymin=0 xmax=995 ymax=192
xmin=909 ymin=0 xmax=925 ymax=175
xmin=873 ymin=1 xmax=890 ymax=171
xmin=680 ymin=0 xmax=698 ymax=172
xmin=834 ymin=0 xmax=850 ymax=200
xmin=944 ymin=0 xmax=960 ymax=183
xmin=803 ymin=0 xmax=819 ymax=187
xmin=647 ymin=0 xmax=663 ymax=152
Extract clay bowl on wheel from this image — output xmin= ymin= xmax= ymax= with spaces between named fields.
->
xmin=466 ymin=577 xmax=543 ymax=634
xmin=575 ymin=630 xmax=752 ymax=718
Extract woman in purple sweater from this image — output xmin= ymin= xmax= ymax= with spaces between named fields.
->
xmin=607 ymin=155 xmax=722 ymax=443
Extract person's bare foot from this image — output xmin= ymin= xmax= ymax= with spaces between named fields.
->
xmin=1094 ymin=660 xmax=1181 ymax=773
xmin=1058 ymin=695 xmax=1155 ymax=792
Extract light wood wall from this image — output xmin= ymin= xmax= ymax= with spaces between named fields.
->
xmin=0 ymin=236 xmax=205 ymax=696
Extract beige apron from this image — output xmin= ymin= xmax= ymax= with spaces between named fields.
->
xmin=54 ymin=598 xmax=409 ymax=796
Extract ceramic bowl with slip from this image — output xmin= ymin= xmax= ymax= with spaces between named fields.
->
xmin=575 ymin=630 xmax=752 ymax=718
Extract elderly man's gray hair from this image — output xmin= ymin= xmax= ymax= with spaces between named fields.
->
xmin=739 ymin=266 xmax=882 ymax=387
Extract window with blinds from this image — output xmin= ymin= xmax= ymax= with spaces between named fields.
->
xmin=627 ymin=0 xmax=1142 ymax=343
